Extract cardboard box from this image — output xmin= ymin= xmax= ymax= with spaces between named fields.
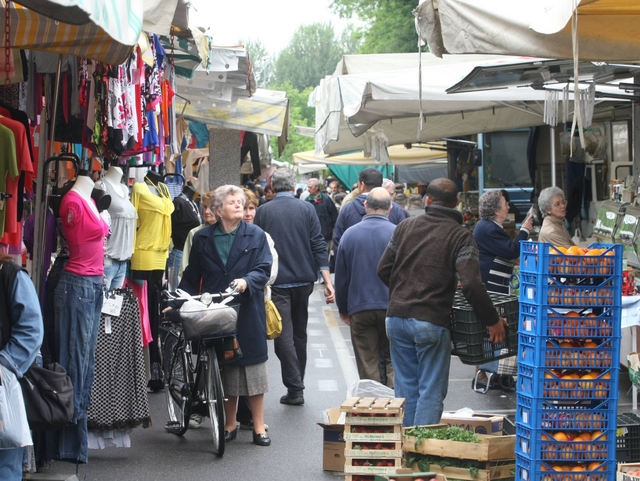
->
xmin=618 ymin=463 xmax=640 ymax=481
xmin=317 ymin=407 xmax=346 ymax=472
xmin=440 ymin=412 xmax=504 ymax=436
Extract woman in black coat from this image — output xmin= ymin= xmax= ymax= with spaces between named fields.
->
xmin=180 ymin=185 xmax=273 ymax=446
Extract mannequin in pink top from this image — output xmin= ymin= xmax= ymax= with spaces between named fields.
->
xmin=52 ymin=172 xmax=110 ymax=464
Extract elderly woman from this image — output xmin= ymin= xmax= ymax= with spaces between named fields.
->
xmin=538 ymin=186 xmax=574 ymax=248
xmin=473 ymin=189 xmax=533 ymax=295
xmin=179 ymin=185 xmax=273 ymax=447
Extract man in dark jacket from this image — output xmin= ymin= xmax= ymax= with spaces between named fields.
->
xmin=333 ymin=168 xmax=409 ymax=251
xmin=377 ymin=178 xmax=507 ymax=427
xmin=335 ymin=188 xmax=395 ymax=387
xmin=255 ymin=168 xmax=336 ymax=406
xmin=305 ymin=178 xmax=338 ymax=252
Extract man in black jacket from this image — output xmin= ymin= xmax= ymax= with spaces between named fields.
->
xmin=255 ymin=169 xmax=336 ymax=406
xmin=305 ymin=178 xmax=338 ymax=257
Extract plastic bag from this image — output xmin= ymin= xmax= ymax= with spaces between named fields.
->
xmin=346 ymin=379 xmax=394 ymax=399
xmin=179 ymin=299 xmax=238 ymax=341
xmin=0 ymin=364 xmax=33 ymax=449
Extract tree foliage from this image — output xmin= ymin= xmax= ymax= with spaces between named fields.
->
xmin=331 ymin=0 xmax=419 ymax=54
xmin=239 ymin=38 xmax=274 ymax=88
xmin=268 ymin=82 xmax=315 ymax=162
xmin=273 ymin=23 xmax=346 ymax=92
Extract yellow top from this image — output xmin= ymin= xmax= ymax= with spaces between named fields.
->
xmin=130 ymin=181 xmax=175 ymax=271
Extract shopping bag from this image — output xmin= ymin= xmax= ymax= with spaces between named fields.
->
xmin=265 ymin=299 xmax=282 ymax=340
xmin=0 ymin=364 xmax=32 ymax=448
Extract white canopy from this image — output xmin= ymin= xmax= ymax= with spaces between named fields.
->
xmin=415 ymin=0 xmax=640 ymax=62
xmin=314 ymin=52 xmax=630 ymax=156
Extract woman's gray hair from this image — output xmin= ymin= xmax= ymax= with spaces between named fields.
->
xmin=478 ymin=189 xmax=504 ymax=220
xmin=271 ymin=168 xmax=296 ymax=193
xmin=538 ymin=186 xmax=565 ymax=216
xmin=210 ymin=185 xmax=246 ymax=222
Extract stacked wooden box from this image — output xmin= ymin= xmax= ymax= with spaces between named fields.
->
xmin=403 ymin=424 xmax=517 ymax=481
xmin=341 ymin=397 xmax=405 ymax=481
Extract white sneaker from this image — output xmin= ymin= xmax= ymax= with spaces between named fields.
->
xmin=189 ymin=414 xmax=203 ymax=429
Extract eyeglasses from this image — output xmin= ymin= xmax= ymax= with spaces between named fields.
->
xmin=552 ymin=200 xmax=568 ymax=208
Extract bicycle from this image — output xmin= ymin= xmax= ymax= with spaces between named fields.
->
xmin=160 ymin=286 xmax=239 ymax=457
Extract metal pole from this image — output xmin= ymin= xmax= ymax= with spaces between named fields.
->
xmin=31 ymin=55 xmax=62 ymax=295
xmin=550 ymin=126 xmax=557 ymax=187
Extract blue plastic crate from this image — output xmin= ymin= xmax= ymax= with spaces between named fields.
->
xmin=516 ymin=453 xmax=614 ymax=481
xmin=518 ymin=333 xmax=619 ymax=371
xmin=520 ymin=272 xmax=621 ymax=308
xmin=517 ymin=363 xmax=619 ymax=402
xmin=516 ymin=393 xmax=615 ymax=431
xmin=520 ymin=241 xmax=622 ymax=277
xmin=516 ymin=422 xmax=616 ymax=463
xmin=519 ymin=303 xmax=621 ymax=339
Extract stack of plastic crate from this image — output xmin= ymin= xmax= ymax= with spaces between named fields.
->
xmin=515 ymin=242 xmax=622 ymax=481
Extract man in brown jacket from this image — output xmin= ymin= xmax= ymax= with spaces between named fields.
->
xmin=377 ymin=178 xmax=506 ymax=426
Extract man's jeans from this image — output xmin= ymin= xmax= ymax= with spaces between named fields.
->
xmin=386 ymin=316 xmax=451 ymax=427
xmin=53 ymin=271 xmax=103 ymax=463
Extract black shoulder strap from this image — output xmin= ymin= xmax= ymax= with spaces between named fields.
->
xmin=0 ymin=261 xmax=23 ymax=350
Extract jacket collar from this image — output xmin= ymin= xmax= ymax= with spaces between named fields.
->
xmin=424 ymin=204 xmax=463 ymax=224
xmin=203 ymin=222 xmax=255 ymax=271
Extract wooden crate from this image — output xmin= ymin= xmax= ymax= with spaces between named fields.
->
xmin=406 ymin=460 xmax=516 ymax=481
xmin=344 ymin=423 xmax=403 ymax=442
xmin=403 ymin=424 xmax=516 ymax=461
xmin=342 ymin=397 xmax=405 ymax=425
xmin=345 ymin=439 xmax=403 ymax=457
xmin=344 ymin=456 xmax=402 ymax=475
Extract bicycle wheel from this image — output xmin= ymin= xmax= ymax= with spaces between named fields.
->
xmin=204 ymin=347 xmax=226 ymax=456
xmin=164 ymin=333 xmax=191 ymax=435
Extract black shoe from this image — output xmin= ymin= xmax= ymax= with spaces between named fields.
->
xmin=239 ymin=419 xmax=269 ymax=431
xmin=253 ymin=431 xmax=271 ymax=446
xmin=224 ymin=427 xmax=238 ymax=442
xmin=280 ymin=393 xmax=304 ymax=405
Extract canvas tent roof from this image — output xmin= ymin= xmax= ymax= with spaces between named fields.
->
xmin=415 ymin=0 xmax=640 ymax=62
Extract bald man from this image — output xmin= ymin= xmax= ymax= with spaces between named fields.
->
xmin=377 ymin=178 xmax=507 ymax=426
xmin=335 ymin=187 xmax=395 ymax=387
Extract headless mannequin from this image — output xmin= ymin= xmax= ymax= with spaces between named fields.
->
xmin=70 ymin=175 xmax=100 ymax=218
xmin=183 ymin=184 xmax=196 ymax=201
xmin=145 ymin=170 xmax=162 ymax=196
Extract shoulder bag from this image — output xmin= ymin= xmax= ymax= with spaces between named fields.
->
xmin=265 ymin=299 xmax=282 ymax=340
xmin=19 ymin=361 xmax=74 ymax=431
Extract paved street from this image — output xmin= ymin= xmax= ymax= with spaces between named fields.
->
xmin=37 ymin=281 xmax=636 ymax=480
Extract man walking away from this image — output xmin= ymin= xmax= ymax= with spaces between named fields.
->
xmin=335 ymin=188 xmax=395 ymax=387
xmin=333 ymin=168 xmax=409 ymax=251
xmin=255 ymin=168 xmax=335 ymax=406
xmin=377 ymin=178 xmax=507 ymax=426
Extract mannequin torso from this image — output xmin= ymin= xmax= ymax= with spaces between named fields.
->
xmin=104 ymin=166 xmax=127 ymax=198
xmin=71 ymin=176 xmax=100 ymax=218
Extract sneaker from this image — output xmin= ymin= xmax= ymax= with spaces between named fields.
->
xmin=189 ymin=414 xmax=203 ymax=429
xmin=239 ymin=419 xmax=269 ymax=431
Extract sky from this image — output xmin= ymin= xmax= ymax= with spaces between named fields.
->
xmin=189 ymin=0 xmax=355 ymax=55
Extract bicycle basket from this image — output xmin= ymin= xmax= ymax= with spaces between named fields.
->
xmin=179 ymin=300 xmax=239 ymax=341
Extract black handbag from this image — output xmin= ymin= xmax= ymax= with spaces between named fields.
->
xmin=19 ymin=362 xmax=74 ymax=431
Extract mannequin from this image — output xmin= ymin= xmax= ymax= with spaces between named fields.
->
xmin=130 ymin=171 xmax=175 ymax=391
xmin=168 ymin=184 xmax=201 ymax=277
xmin=102 ymin=165 xmax=136 ymax=290
xmin=53 ymin=173 xmax=110 ymax=464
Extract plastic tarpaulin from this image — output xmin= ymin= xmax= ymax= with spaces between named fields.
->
xmin=328 ymin=165 xmax=393 ymax=192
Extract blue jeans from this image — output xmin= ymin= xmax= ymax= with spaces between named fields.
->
xmin=103 ymin=257 xmax=127 ymax=291
xmin=386 ymin=316 xmax=451 ymax=427
xmin=54 ymin=271 xmax=104 ymax=463
xmin=0 ymin=448 xmax=22 ymax=481
xmin=166 ymin=248 xmax=183 ymax=271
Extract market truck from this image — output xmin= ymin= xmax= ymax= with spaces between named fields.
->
xmin=468 ymin=122 xmax=633 ymax=239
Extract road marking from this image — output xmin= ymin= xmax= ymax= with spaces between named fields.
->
xmin=315 ymin=358 xmax=333 ymax=368
xmin=318 ymin=379 xmax=339 ymax=391
xmin=309 ymin=343 xmax=328 ymax=350
xmin=324 ymin=308 xmax=359 ymax=389
xmin=308 ymin=329 xmax=323 ymax=337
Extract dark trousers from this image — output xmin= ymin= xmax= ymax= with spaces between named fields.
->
xmin=271 ymin=283 xmax=315 ymax=395
xmin=350 ymin=310 xmax=394 ymax=388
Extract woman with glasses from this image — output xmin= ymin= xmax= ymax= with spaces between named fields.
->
xmin=538 ymin=186 xmax=574 ymax=248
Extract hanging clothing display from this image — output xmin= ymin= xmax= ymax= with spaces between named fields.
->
xmin=130 ymin=180 xmax=174 ymax=271
xmin=88 ymin=289 xmax=151 ymax=435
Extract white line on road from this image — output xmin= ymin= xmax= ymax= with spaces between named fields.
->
xmin=323 ymin=307 xmax=359 ymax=390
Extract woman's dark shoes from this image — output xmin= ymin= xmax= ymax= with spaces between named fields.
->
xmin=224 ymin=427 xmax=238 ymax=442
xmin=253 ymin=431 xmax=271 ymax=446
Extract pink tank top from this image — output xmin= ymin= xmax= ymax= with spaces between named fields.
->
xmin=60 ymin=191 xmax=110 ymax=276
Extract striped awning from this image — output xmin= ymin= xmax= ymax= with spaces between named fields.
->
xmin=2 ymin=0 xmax=141 ymax=65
